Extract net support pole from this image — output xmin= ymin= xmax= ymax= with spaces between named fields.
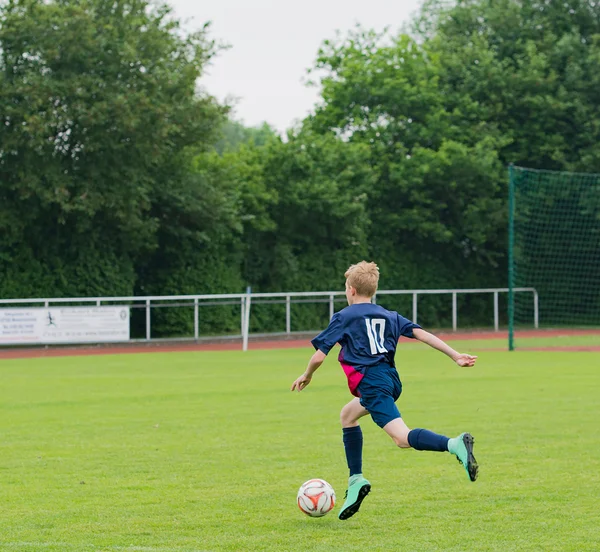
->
xmin=286 ymin=295 xmax=291 ymax=334
xmin=508 ymin=164 xmax=516 ymax=351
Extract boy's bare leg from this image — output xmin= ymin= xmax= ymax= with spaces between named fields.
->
xmin=340 ymin=397 xmax=369 ymax=427
xmin=382 ymin=417 xmax=412 ymax=447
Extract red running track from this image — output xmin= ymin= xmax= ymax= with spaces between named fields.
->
xmin=0 ymin=329 xmax=599 ymax=360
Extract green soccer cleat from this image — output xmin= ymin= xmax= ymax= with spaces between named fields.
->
xmin=448 ymin=432 xmax=479 ymax=482
xmin=338 ymin=474 xmax=371 ymax=520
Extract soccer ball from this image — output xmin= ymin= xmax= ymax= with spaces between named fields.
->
xmin=297 ymin=478 xmax=336 ymax=517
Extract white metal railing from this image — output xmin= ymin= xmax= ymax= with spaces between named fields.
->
xmin=0 ymin=288 xmax=538 ymax=350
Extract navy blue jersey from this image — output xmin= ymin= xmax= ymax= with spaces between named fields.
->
xmin=311 ymin=303 xmax=421 ymax=396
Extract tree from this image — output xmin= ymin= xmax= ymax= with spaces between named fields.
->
xmin=214 ymin=119 xmax=277 ymax=154
xmin=0 ymin=0 xmax=225 ymax=298
xmin=242 ymin=130 xmax=373 ymax=293
xmin=420 ymin=0 xmax=600 ymax=171
xmin=308 ymin=27 xmax=507 ymax=295
xmin=138 ymin=143 xmax=277 ymax=336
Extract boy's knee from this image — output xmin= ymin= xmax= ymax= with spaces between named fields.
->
xmin=340 ymin=406 xmax=357 ymax=427
xmin=383 ymin=418 xmax=411 ymax=447
xmin=393 ymin=436 xmax=411 ymax=448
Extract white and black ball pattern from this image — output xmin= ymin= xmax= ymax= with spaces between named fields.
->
xmin=297 ymin=478 xmax=336 ymax=517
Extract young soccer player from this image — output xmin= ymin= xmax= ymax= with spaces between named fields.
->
xmin=291 ymin=261 xmax=479 ymax=520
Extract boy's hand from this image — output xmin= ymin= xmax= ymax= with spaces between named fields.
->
xmin=291 ymin=373 xmax=312 ymax=392
xmin=292 ymin=351 xmax=325 ymax=392
xmin=455 ymin=354 xmax=478 ymax=367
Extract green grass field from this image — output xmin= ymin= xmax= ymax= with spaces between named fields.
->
xmin=1 ymin=344 xmax=599 ymax=551
xmin=405 ymin=333 xmax=600 ymax=350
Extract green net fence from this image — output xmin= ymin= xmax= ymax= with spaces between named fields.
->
xmin=508 ymin=165 xmax=600 ymax=350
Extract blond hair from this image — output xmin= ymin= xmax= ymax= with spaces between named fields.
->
xmin=344 ymin=261 xmax=379 ymax=297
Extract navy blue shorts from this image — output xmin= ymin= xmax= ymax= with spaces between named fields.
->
xmin=357 ymin=364 xmax=403 ymax=428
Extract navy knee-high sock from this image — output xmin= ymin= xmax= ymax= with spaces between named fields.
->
xmin=342 ymin=426 xmax=363 ymax=476
xmin=407 ymin=428 xmax=449 ymax=452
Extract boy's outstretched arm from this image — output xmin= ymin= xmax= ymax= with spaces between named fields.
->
xmin=412 ymin=328 xmax=477 ymax=367
xmin=291 ymin=350 xmax=327 ymax=392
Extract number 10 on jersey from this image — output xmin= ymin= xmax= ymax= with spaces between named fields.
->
xmin=365 ymin=318 xmax=387 ymax=355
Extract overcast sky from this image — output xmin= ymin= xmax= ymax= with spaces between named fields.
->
xmin=168 ymin=0 xmax=424 ymax=133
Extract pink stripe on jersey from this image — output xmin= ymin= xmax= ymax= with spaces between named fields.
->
xmin=340 ymin=361 xmax=364 ymax=397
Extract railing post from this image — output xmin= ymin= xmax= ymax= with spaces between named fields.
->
xmin=194 ymin=298 xmax=199 ymax=340
xmin=412 ymin=293 xmax=418 ymax=324
xmin=96 ymin=299 xmax=101 ymax=306
xmin=329 ymin=294 xmax=334 ymax=320
xmin=240 ymin=297 xmax=245 ymax=336
xmin=452 ymin=292 xmax=457 ymax=332
xmin=494 ymin=291 xmax=499 ymax=331
xmin=145 ymin=299 xmax=151 ymax=341
xmin=533 ymin=290 xmax=539 ymax=329
xmin=242 ymin=288 xmax=252 ymax=352
xmin=286 ymin=295 xmax=291 ymax=334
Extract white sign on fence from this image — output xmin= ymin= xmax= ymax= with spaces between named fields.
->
xmin=0 ymin=306 xmax=130 ymax=345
